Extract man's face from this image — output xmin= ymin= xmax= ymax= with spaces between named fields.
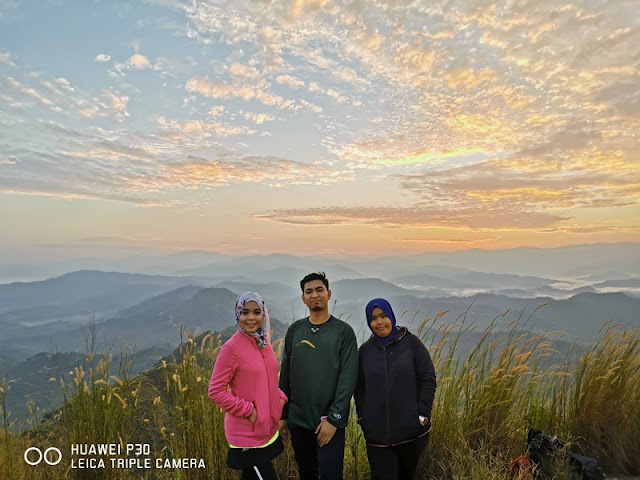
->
xmin=302 ymin=279 xmax=331 ymax=312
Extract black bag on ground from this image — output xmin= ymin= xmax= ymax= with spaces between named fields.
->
xmin=527 ymin=428 xmax=565 ymax=464
xmin=527 ymin=428 xmax=605 ymax=480
xmin=569 ymin=453 xmax=605 ymax=480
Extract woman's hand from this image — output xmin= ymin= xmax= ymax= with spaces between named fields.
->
xmin=250 ymin=406 xmax=257 ymax=424
xmin=280 ymin=398 xmax=285 ymax=408
xmin=279 ymin=420 xmax=288 ymax=439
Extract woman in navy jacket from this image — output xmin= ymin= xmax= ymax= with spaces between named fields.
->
xmin=354 ymin=298 xmax=437 ymax=480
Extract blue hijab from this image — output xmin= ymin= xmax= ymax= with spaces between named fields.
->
xmin=365 ymin=298 xmax=397 ymax=348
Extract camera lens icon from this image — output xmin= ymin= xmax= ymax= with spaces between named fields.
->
xmin=24 ymin=447 xmax=62 ymax=466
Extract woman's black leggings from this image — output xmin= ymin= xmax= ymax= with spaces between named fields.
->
xmin=366 ymin=434 xmax=429 ymax=480
xmin=240 ymin=461 xmax=278 ymax=480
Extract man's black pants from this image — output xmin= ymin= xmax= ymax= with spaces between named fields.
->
xmin=288 ymin=423 xmax=346 ymax=480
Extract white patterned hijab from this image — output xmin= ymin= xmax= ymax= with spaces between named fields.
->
xmin=235 ymin=291 xmax=270 ymax=348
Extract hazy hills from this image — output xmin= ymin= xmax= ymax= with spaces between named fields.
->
xmin=0 ymin=284 xmax=250 ymax=361
xmin=368 ymin=242 xmax=640 ymax=279
xmin=0 ymin=345 xmax=175 ymax=428
xmin=332 ymin=278 xmax=421 ymax=298
xmin=0 ymin=271 xmax=196 ymax=320
xmin=1 ymin=243 xmax=638 ymax=429
xmin=390 ymin=268 xmax=554 ymax=291
xmin=1 ymin=318 xmax=289 ymax=430
xmin=4 ymin=271 xmax=637 ymax=363
xmin=1 ymin=245 xmax=638 ymax=362
xmin=335 ymin=291 xmax=640 ymax=344
xmin=5 ymin=242 xmax=638 ymax=284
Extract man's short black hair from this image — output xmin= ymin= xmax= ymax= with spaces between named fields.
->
xmin=300 ymin=272 xmax=329 ymax=292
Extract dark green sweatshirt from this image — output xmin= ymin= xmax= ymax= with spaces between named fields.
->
xmin=279 ymin=316 xmax=358 ymax=430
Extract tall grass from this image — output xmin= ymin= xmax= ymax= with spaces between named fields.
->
xmin=159 ymin=328 xmax=229 ymax=480
xmin=1 ymin=312 xmax=638 ymax=479
xmin=565 ymin=325 xmax=640 ymax=472
xmin=0 ymin=338 xmax=141 ymax=480
xmin=1 ymin=377 xmax=15 ymax=477
xmin=417 ymin=313 xmax=640 ymax=479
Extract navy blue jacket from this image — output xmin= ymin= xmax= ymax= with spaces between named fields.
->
xmin=354 ymin=327 xmax=436 ymax=446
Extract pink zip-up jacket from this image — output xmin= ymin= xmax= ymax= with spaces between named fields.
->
xmin=208 ymin=330 xmax=287 ymax=447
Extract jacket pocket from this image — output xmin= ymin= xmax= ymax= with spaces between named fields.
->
xmin=395 ymin=406 xmax=421 ymax=442
xmin=228 ymin=412 xmax=255 ymax=437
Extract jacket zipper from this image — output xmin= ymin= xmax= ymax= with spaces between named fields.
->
xmin=246 ymin=332 xmax=265 ymax=432
xmin=377 ymin=330 xmax=405 ymax=445
xmin=383 ymin=346 xmax=391 ymax=445
xmin=263 ymin=347 xmax=272 ymax=432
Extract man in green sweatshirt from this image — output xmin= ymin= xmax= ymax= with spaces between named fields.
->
xmin=279 ymin=272 xmax=358 ymax=480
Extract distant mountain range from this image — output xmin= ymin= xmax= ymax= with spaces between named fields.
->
xmin=0 ymin=271 xmax=195 ymax=318
xmin=1 ymin=243 xmax=638 ymax=429
xmin=391 ymin=268 xmax=554 ymax=290
xmin=335 ymin=291 xmax=640 ymax=344
xmin=2 ymin=269 xmax=638 ymax=363
xmin=364 ymin=243 xmax=640 ymax=279
xmin=0 ymin=319 xmax=289 ymax=430
xmin=4 ymin=242 xmax=639 ymax=284
xmin=0 ymin=346 xmax=172 ymax=427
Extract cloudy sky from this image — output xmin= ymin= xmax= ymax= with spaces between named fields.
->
xmin=1 ymin=0 xmax=639 ymax=260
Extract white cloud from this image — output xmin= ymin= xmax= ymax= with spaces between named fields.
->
xmin=2 ymin=76 xmax=57 ymax=110
xmin=158 ymin=118 xmax=256 ymax=139
xmin=229 ymin=62 xmax=261 ymax=79
xmin=186 ymin=75 xmax=287 ymax=109
xmin=1 ymin=71 xmax=135 ymax=123
xmin=0 ymin=118 xmax=346 ymax=203
xmin=275 ymin=75 xmax=305 ymax=88
xmin=128 ymin=54 xmax=151 ymax=69
xmin=105 ymin=91 xmax=130 ymax=120
xmin=244 ymin=112 xmax=275 ymax=124
xmin=111 ymin=53 xmax=156 ymax=77
xmin=333 ymin=65 xmax=369 ymax=86
xmin=0 ymin=52 xmax=16 ymax=67
xmin=55 ymin=78 xmax=75 ymax=92
xmin=209 ymin=105 xmax=225 ymax=117
xmin=326 ymin=88 xmax=349 ymax=104
xmin=3 ymin=0 xmax=638 ymax=235
xmin=299 ymin=99 xmax=323 ymax=113
xmin=257 ymin=25 xmax=284 ymax=69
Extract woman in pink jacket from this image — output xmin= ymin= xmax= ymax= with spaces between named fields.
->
xmin=209 ymin=291 xmax=287 ymax=480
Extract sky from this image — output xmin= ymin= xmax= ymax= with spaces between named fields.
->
xmin=1 ymin=0 xmax=639 ymax=261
